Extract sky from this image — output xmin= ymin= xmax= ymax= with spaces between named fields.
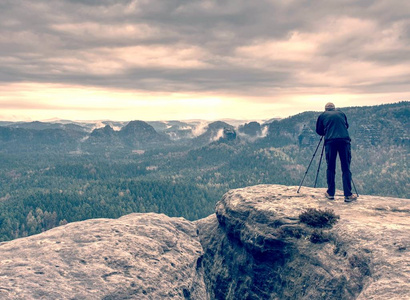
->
xmin=0 ymin=0 xmax=409 ymax=121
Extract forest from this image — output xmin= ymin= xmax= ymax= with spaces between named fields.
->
xmin=0 ymin=102 xmax=408 ymax=241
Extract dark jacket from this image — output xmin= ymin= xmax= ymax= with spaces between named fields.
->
xmin=316 ymin=110 xmax=350 ymax=143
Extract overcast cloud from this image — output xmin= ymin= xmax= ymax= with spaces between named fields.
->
xmin=0 ymin=0 xmax=409 ymax=120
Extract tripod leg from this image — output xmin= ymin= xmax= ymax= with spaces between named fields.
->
xmin=314 ymin=142 xmax=325 ymax=188
xmin=297 ymin=136 xmax=323 ymax=193
xmin=352 ymin=178 xmax=359 ymax=197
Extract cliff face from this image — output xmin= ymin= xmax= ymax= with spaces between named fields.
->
xmin=0 ymin=185 xmax=408 ymax=299
xmin=196 ymin=185 xmax=409 ymax=300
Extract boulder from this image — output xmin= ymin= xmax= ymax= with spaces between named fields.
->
xmin=0 ymin=213 xmax=207 ymax=299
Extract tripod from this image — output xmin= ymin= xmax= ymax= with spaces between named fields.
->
xmin=297 ymin=137 xmax=359 ymax=197
xmin=297 ymin=136 xmax=324 ymax=193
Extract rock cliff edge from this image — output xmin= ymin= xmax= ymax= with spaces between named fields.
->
xmin=196 ymin=185 xmax=409 ymax=299
xmin=0 ymin=185 xmax=408 ymax=299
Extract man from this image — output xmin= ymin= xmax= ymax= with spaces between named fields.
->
xmin=316 ymin=102 xmax=357 ymax=202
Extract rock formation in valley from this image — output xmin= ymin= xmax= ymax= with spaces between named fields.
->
xmin=0 ymin=185 xmax=408 ymax=299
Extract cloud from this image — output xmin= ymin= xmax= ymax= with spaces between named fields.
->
xmin=191 ymin=121 xmax=209 ymax=137
xmin=0 ymin=0 xmax=409 ymax=120
xmin=210 ymin=128 xmax=224 ymax=142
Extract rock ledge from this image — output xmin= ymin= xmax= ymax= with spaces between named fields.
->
xmin=197 ymin=184 xmax=409 ymax=300
xmin=0 ymin=213 xmax=206 ymax=299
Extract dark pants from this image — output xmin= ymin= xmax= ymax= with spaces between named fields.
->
xmin=325 ymin=140 xmax=352 ymax=197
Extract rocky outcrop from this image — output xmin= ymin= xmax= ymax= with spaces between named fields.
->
xmin=0 ymin=213 xmax=206 ymax=299
xmin=90 ymin=124 xmax=116 ymax=138
xmin=238 ymin=121 xmax=262 ymax=137
xmin=194 ymin=121 xmax=234 ymax=146
xmin=0 ymin=185 xmax=408 ymax=299
xmin=221 ymin=128 xmax=237 ymax=141
xmin=196 ymin=185 xmax=409 ymax=300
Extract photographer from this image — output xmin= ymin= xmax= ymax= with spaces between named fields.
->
xmin=316 ymin=103 xmax=357 ymax=202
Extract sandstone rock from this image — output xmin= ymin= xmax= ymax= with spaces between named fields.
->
xmin=196 ymin=184 xmax=409 ymax=300
xmin=1 ymin=185 xmax=408 ymax=300
xmin=0 ymin=213 xmax=207 ymax=299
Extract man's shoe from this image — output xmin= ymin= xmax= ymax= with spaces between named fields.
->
xmin=325 ymin=192 xmax=334 ymax=200
xmin=345 ymin=194 xmax=358 ymax=202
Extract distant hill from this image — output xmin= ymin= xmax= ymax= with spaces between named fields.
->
xmin=263 ymin=101 xmax=409 ymax=148
xmin=0 ymin=126 xmax=86 ymax=153
xmin=0 ymin=101 xmax=407 ymax=155
xmin=238 ymin=121 xmax=262 ymax=136
xmin=6 ymin=121 xmax=88 ymax=132
xmin=192 ymin=121 xmax=235 ymax=146
xmin=0 ymin=102 xmax=408 ymax=243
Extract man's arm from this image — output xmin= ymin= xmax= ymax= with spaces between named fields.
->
xmin=316 ymin=115 xmax=324 ymax=136
xmin=344 ymin=113 xmax=349 ymax=129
